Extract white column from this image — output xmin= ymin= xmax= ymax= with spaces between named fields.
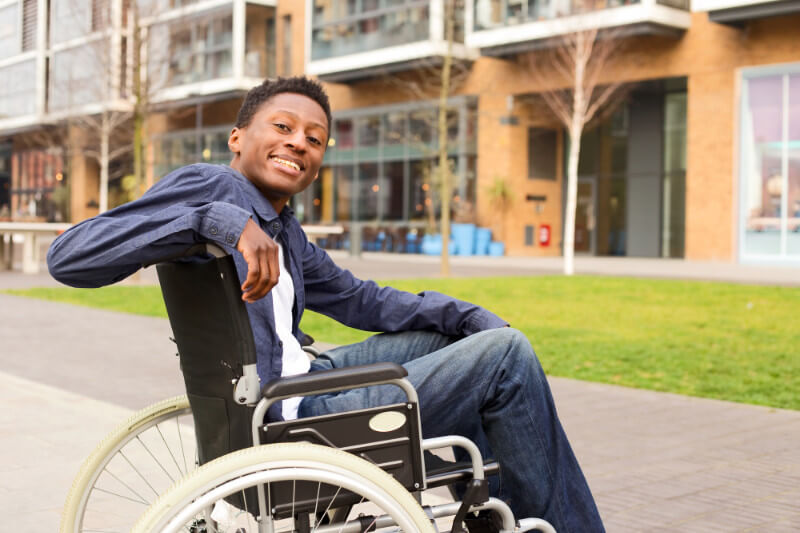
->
xmin=430 ymin=0 xmax=444 ymax=43
xmin=36 ymin=0 xmax=47 ymax=116
xmin=22 ymin=232 xmax=39 ymax=274
xmin=232 ymin=0 xmax=245 ymax=82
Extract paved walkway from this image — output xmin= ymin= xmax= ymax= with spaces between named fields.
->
xmin=1 ymin=254 xmax=799 ymax=531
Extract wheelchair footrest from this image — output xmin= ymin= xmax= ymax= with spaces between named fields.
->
xmin=452 ymin=479 xmax=491 ymax=533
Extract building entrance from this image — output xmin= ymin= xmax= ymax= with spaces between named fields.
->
xmin=568 ymin=79 xmax=686 ymax=258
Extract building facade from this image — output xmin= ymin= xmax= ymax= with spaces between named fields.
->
xmin=0 ymin=0 xmax=798 ymax=265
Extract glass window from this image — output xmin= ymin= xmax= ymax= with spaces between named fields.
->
xmin=310 ymin=0 xmax=430 ymax=60
xmin=282 ymin=14 xmax=292 ymax=75
xmin=662 ymin=92 xmax=686 ymax=259
xmin=152 ymin=127 xmax=230 ymax=179
xmin=742 ymin=75 xmax=784 ymax=256
xmin=358 ymin=162 xmax=379 ymax=220
xmin=50 ymin=0 xmax=91 ymax=44
xmin=335 ymin=165 xmax=355 ymax=221
xmin=383 ymin=111 xmax=406 ymax=159
xmin=0 ymin=4 xmax=19 ymax=60
xmin=383 ymin=161 xmax=405 ymax=221
xmin=0 ymin=59 xmax=37 ymax=117
xmin=148 ymin=7 xmax=233 ymax=91
xmin=409 ymin=108 xmax=435 ymax=156
xmin=9 ymin=149 xmax=67 ymax=222
xmin=335 ymin=119 xmax=355 ymax=149
xmin=49 ymin=43 xmax=108 ymax=111
xmin=741 ymin=68 xmax=800 ymax=260
xmin=318 ymin=99 xmax=477 ymax=229
xmin=357 ymin=116 xmax=380 ymax=161
xmin=408 ymin=159 xmax=433 ymax=221
xmin=245 ymin=4 xmax=276 ymax=78
xmin=528 ymin=128 xmax=557 ymax=180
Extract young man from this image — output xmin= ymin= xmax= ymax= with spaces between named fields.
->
xmin=48 ymin=76 xmax=604 ymax=532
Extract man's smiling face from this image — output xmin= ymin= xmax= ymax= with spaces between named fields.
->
xmin=229 ymin=92 xmax=329 ymax=211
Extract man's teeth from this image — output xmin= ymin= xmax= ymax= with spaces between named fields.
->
xmin=272 ymin=157 xmax=300 ymax=171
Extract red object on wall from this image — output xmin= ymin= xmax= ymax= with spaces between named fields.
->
xmin=539 ymin=224 xmax=551 ymax=246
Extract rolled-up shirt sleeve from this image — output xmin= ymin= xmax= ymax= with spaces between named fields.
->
xmin=47 ymin=167 xmax=252 ymax=288
xmin=301 ymin=235 xmax=508 ymax=337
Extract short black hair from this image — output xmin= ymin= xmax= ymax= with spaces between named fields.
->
xmin=234 ymin=76 xmax=332 ymax=134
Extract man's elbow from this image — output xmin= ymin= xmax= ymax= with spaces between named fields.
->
xmin=46 ymin=241 xmax=93 ymax=288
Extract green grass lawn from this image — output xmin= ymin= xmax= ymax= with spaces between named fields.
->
xmin=8 ymin=276 xmax=800 ymax=410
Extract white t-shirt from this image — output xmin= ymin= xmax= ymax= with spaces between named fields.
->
xmin=272 ymin=242 xmax=311 ymax=420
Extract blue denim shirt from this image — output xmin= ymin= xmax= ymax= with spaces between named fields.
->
xmin=48 ymin=164 xmax=507 ymax=394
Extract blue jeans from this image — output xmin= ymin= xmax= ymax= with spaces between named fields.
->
xmin=298 ymin=328 xmax=605 ymax=533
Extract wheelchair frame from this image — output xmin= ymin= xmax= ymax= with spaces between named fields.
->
xmin=62 ymin=243 xmax=555 ymax=533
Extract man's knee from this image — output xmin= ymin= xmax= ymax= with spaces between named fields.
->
xmin=485 ymin=327 xmax=542 ymax=373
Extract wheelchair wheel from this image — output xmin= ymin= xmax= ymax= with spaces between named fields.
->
xmin=133 ymin=442 xmax=436 ymax=533
xmin=60 ymin=395 xmax=196 ymax=533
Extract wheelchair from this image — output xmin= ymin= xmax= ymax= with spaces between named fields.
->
xmin=60 ymin=243 xmax=556 ymax=533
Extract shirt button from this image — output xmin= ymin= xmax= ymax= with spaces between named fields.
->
xmin=270 ymin=221 xmax=281 ymax=233
xmin=278 ymin=340 xmax=283 ymax=347
xmin=209 ymin=225 xmax=218 ymax=235
xmin=226 ymin=234 xmax=235 ymax=244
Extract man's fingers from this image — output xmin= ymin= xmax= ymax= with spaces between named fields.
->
xmin=265 ymin=243 xmax=280 ymax=294
xmin=241 ymin=251 xmax=260 ymax=298
xmin=251 ymin=248 xmax=273 ymax=301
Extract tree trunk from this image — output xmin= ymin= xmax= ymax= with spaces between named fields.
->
xmin=99 ymin=111 xmax=110 ymax=213
xmin=438 ymin=0 xmax=454 ymax=277
xmin=564 ymin=40 xmax=587 ymax=276
xmin=563 ymin=123 xmax=581 ymax=275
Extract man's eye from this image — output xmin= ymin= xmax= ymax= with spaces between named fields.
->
xmin=275 ymin=123 xmax=290 ymax=131
xmin=308 ymin=136 xmax=321 ymax=145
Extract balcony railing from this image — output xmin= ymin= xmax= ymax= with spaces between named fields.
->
xmin=311 ymin=2 xmax=433 ymax=61
xmin=468 ymin=0 xmax=690 ymax=55
xmin=307 ymin=0 xmax=470 ymax=81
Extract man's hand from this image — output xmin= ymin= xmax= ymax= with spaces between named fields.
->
xmin=236 ymin=218 xmax=279 ymax=302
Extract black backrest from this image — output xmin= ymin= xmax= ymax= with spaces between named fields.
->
xmin=156 ymin=253 xmax=257 ymax=466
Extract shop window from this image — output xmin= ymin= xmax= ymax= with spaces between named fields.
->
xmin=740 ymin=67 xmax=800 ymax=260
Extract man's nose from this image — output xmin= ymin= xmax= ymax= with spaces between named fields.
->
xmin=285 ymin=130 xmax=307 ymax=151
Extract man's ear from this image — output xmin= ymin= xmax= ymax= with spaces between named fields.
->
xmin=228 ymin=127 xmax=241 ymax=154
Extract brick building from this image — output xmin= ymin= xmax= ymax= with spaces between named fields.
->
xmin=0 ymin=0 xmax=798 ymax=265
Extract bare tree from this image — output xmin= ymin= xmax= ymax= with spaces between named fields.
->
xmin=524 ymin=27 xmax=628 ymax=275
xmin=377 ymin=0 xmax=468 ymax=276
xmin=50 ymin=0 xmax=134 ymax=213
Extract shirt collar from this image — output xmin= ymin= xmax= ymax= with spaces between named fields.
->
xmin=223 ymin=165 xmax=294 ymax=222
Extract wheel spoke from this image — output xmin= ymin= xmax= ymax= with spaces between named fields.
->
xmin=136 ymin=434 xmax=178 ymax=483
xmin=98 ymin=467 xmax=151 ymax=505
xmin=156 ymin=423 xmax=185 ymax=477
xmin=176 ymin=415 xmax=189 ymax=475
xmin=119 ymin=449 xmax=162 ymax=498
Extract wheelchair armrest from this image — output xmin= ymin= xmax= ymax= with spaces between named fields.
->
xmin=261 ymin=362 xmax=408 ymax=400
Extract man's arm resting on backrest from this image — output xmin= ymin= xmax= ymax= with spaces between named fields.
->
xmin=47 ymin=174 xmax=252 ymax=288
